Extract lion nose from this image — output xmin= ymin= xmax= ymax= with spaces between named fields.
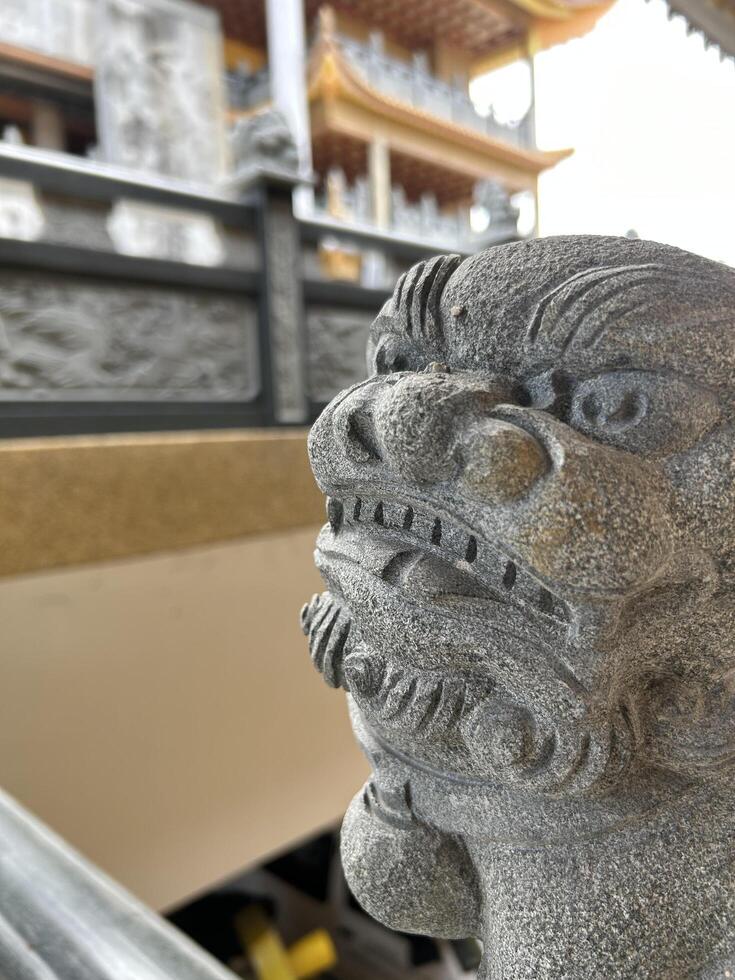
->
xmin=372 ymin=372 xmax=523 ymax=487
xmin=333 ymin=393 xmax=384 ymax=463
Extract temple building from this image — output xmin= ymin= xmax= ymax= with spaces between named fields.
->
xmin=212 ymin=0 xmax=613 ymax=271
xmin=0 ymin=0 xmax=612 ymax=434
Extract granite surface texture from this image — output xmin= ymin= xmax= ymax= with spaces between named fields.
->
xmin=302 ymin=236 xmax=735 ymax=977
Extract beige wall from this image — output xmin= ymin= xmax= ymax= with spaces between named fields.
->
xmin=0 ymin=526 xmax=368 ymax=911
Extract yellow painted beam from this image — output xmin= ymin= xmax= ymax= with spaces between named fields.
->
xmin=0 ymin=40 xmax=94 ymax=81
xmin=223 ymin=38 xmax=266 ymax=72
xmin=0 ymin=430 xmax=324 ymax=578
xmin=501 ymin=0 xmax=605 ymax=19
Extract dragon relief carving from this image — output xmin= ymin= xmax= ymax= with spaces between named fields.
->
xmin=0 ymin=274 xmax=258 ymax=400
xmin=302 ymin=237 xmax=735 ymax=978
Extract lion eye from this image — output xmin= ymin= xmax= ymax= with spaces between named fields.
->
xmin=372 ymin=336 xmax=428 ymax=376
xmin=579 ymin=389 xmax=648 ymax=431
xmin=376 ymin=348 xmax=408 ymax=374
xmin=568 ymin=372 xmax=720 ymax=457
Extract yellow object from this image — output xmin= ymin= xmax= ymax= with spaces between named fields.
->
xmin=318 ymin=243 xmax=362 ymax=282
xmin=236 ymin=906 xmax=338 ymax=980
xmin=286 ymin=930 xmax=337 ymax=978
xmin=0 ymin=429 xmax=323 ymax=579
xmin=223 ymin=38 xmax=266 ymax=73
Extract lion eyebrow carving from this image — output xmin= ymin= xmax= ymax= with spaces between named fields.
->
xmin=388 ymin=253 xmax=462 ymax=345
xmin=526 ymin=263 xmax=677 ymax=354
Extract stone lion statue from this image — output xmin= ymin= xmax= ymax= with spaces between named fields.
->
xmin=302 ymin=236 xmax=735 ymax=978
xmin=230 ymin=108 xmax=299 ymax=174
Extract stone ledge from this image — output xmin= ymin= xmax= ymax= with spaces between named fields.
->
xmin=0 ymin=429 xmax=323 ymax=578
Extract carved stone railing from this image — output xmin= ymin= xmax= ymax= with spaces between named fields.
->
xmin=0 ymin=0 xmax=95 ymax=66
xmin=303 ymin=236 xmax=735 ymax=978
xmin=0 ymin=0 xmax=228 ymax=183
xmin=313 ymin=167 xmax=520 ymax=250
xmin=336 ymin=34 xmax=533 ymax=148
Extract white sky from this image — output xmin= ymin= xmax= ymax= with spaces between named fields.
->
xmin=481 ymin=0 xmax=735 ymax=266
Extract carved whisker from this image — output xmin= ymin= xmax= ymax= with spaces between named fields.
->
xmin=311 ymin=605 xmax=340 ymax=672
xmin=308 ymin=596 xmax=335 ymax=640
xmin=306 ymin=593 xmax=358 ymax=689
xmin=382 ymin=675 xmax=418 ymax=721
xmin=322 ymin=617 xmax=351 ymax=689
xmin=300 ymin=593 xmax=322 ymax=633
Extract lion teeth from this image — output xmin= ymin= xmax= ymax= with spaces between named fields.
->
xmin=503 ymin=561 xmax=517 ymax=589
xmin=324 ymin=616 xmax=352 ymax=688
xmin=325 ymin=495 xmax=571 ymax=626
xmin=353 ymin=664 xmax=470 ymax=740
xmin=343 ymin=652 xmax=385 ymax=697
xmin=327 ymin=497 xmax=343 ymax=533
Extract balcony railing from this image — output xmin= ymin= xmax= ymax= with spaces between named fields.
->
xmin=313 ymin=168 xmax=520 ymax=252
xmin=336 ymin=35 xmax=533 ymax=149
xmin=0 ymin=0 xmax=94 ymax=66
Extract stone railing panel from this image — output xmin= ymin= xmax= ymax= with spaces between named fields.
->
xmin=0 ymin=271 xmax=259 ymax=401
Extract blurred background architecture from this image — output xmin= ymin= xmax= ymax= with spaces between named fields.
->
xmin=0 ymin=0 xmax=611 ymax=435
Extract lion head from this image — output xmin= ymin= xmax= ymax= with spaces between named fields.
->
xmin=303 ymin=236 xmax=735 ymax=808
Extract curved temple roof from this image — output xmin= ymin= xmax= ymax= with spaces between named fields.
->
xmin=308 ymin=30 xmax=573 ymax=197
xmin=202 ymin=0 xmax=614 ymax=69
xmin=659 ymin=0 xmax=735 ymax=61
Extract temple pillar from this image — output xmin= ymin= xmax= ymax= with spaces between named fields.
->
xmin=368 ymin=138 xmax=391 ymax=230
xmin=526 ymin=28 xmax=539 ymax=148
xmin=30 ymin=101 xmax=64 ymax=151
xmin=265 ymin=0 xmax=314 ymax=215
